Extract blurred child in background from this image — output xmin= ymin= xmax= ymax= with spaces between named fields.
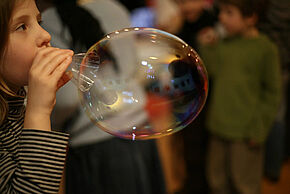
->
xmin=174 ymin=0 xmax=217 ymax=50
xmin=198 ymin=0 xmax=282 ymax=193
xmin=170 ymin=1 xmax=217 ymax=193
xmin=258 ymin=0 xmax=290 ymax=182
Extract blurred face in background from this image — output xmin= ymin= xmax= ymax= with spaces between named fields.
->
xmin=175 ymin=0 xmax=206 ymax=22
xmin=218 ymin=3 xmax=252 ymax=37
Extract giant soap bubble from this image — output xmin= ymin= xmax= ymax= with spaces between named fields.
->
xmin=69 ymin=27 xmax=208 ymax=140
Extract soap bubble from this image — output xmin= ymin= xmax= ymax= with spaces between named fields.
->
xmin=70 ymin=27 xmax=208 ymax=140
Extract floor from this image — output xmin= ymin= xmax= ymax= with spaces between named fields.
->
xmin=157 ymin=135 xmax=290 ymax=194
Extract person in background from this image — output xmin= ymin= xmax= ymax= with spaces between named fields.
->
xmin=0 ymin=0 xmax=73 ymax=193
xmin=38 ymin=0 xmax=166 ymax=193
xmin=134 ymin=1 xmax=218 ymax=193
xmin=258 ymin=0 xmax=290 ymax=182
xmin=198 ymin=0 xmax=282 ymax=193
xmin=163 ymin=1 xmax=217 ymax=193
xmin=155 ymin=0 xmax=183 ymax=34
xmin=116 ymin=0 xmax=146 ymax=12
xmin=173 ymin=0 xmax=217 ymax=51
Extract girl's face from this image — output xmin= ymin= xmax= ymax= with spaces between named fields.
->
xmin=1 ymin=0 xmax=51 ymax=89
xmin=218 ymin=4 xmax=250 ymax=37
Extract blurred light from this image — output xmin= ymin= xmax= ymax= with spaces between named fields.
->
xmin=141 ymin=61 xmax=148 ymax=66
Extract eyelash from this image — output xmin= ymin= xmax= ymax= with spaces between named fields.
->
xmin=15 ymin=20 xmax=43 ymax=31
xmin=16 ymin=24 xmax=27 ymax=31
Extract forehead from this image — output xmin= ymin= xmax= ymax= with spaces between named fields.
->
xmin=176 ymin=0 xmax=204 ymax=3
xmin=10 ymin=0 xmax=40 ymax=27
xmin=219 ymin=3 xmax=240 ymax=12
xmin=12 ymin=0 xmax=38 ymax=18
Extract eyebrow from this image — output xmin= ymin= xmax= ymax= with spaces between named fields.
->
xmin=11 ymin=12 xmax=42 ymax=28
xmin=13 ymin=12 xmax=41 ymax=21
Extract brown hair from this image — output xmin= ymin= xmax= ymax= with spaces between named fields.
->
xmin=218 ymin=0 xmax=268 ymax=22
xmin=0 ymin=0 xmax=17 ymax=124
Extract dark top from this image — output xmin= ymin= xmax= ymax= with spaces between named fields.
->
xmin=177 ymin=9 xmax=217 ymax=51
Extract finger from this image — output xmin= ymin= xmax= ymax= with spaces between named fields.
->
xmin=32 ymin=48 xmax=73 ymax=74
xmin=42 ymin=50 xmax=74 ymax=74
xmin=32 ymin=47 xmax=59 ymax=69
xmin=51 ymin=55 xmax=73 ymax=84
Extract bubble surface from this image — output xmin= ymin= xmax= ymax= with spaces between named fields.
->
xmin=76 ymin=27 xmax=208 ymax=140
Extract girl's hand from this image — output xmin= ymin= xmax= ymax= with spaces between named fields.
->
xmin=24 ymin=47 xmax=74 ymax=131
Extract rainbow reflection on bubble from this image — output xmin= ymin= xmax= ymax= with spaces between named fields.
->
xmin=77 ymin=27 xmax=208 ymax=140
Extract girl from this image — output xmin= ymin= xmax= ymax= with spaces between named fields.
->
xmin=0 ymin=0 xmax=73 ymax=193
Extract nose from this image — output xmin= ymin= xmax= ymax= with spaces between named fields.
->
xmin=218 ymin=12 xmax=223 ymax=22
xmin=218 ymin=11 xmax=226 ymax=24
xmin=36 ymin=25 xmax=51 ymax=48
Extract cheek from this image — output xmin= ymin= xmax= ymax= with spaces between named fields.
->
xmin=220 ymin=16 xmax=235 ymax=29
xmin=3 ymin=45 xmax=36 ymax=86
xmin=219 ymin=13 xmax=228 ymax=25
xmin=229 ymin=19 xmax=244 ymax=31
xmin=183 ymin=3 xmax=200 ymax=12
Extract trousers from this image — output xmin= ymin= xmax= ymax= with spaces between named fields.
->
xmin=206 ymin=135 xmax=264 ymax=194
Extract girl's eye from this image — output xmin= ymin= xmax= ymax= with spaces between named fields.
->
xmin=16 ymin=24 xmax=27 ymax=31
